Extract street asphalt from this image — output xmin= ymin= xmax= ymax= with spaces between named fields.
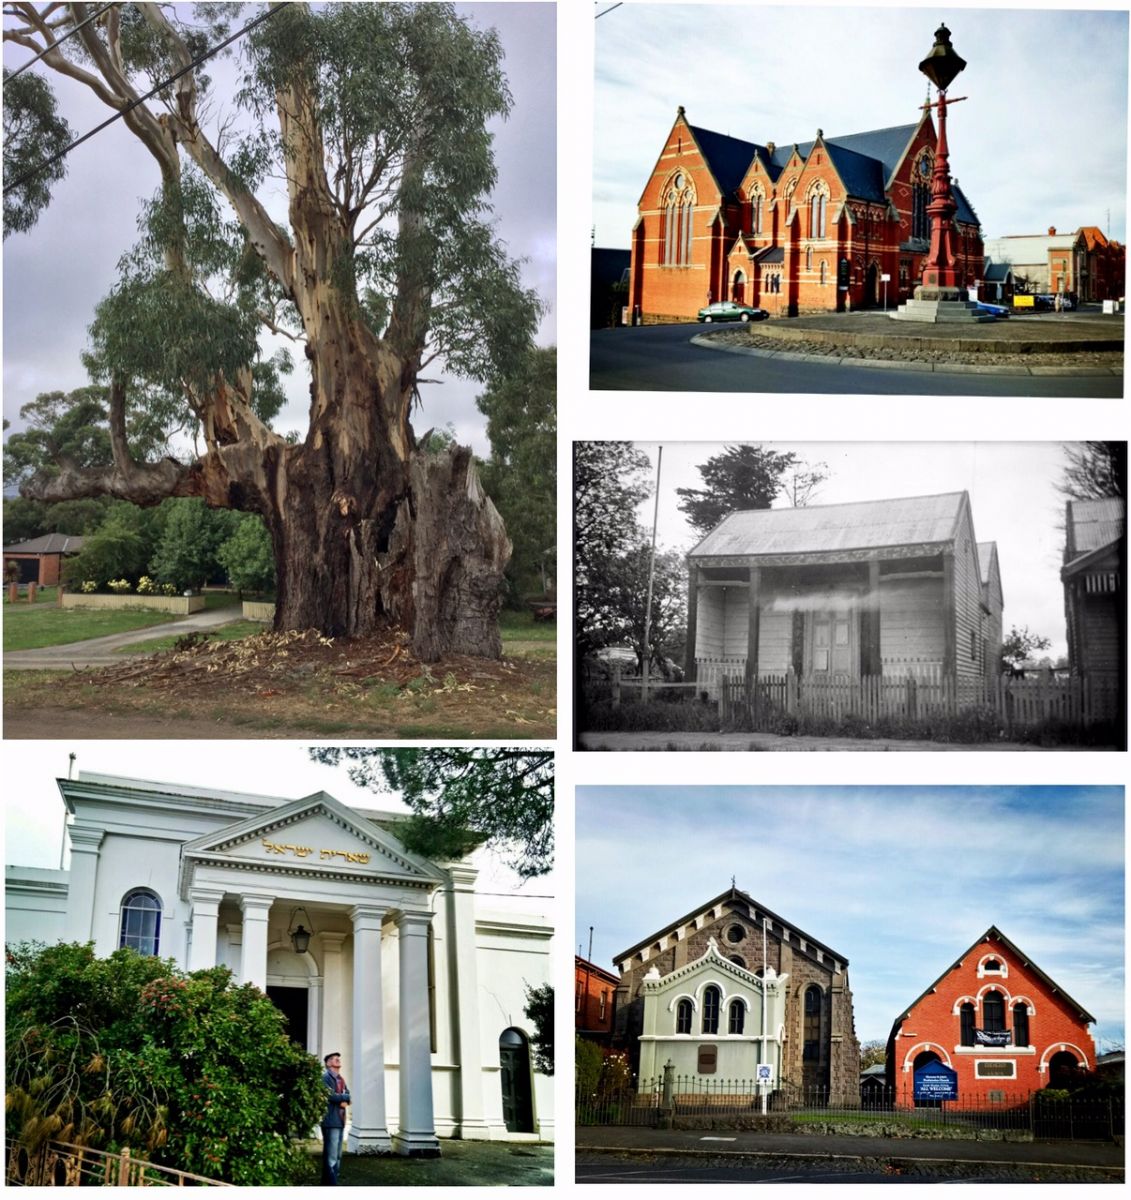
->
xmin=576 ymin=1126 xmax=1124 ymax=1183
xmin=590 ymin=323 xmax=1124 ymax=397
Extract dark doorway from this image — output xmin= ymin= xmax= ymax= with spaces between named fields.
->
xmin=499 ymin=1028 xmax=534 ymax=1133
xmin=864 ymin=262 xmax=879 ymax=308
xmin=267 ymin=985 xmax=308 ymax=1048
xmin=1048 ymin=1050 xmax=1082 ymax=1088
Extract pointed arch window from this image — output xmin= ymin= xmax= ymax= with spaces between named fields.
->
xmin=702 ymin=985 xmax=720 ymax=1034
xmin=752 ymin=191 xmax=763 ymax=235
xmin=810 ymin=192 xmax=827 ymax=239
xmin=805 ymin=246 xmax=813 ymax=271
xmin=676 ymin=998 xmax=693 ymax=1034
xmin=119 ymin=889 xmax=162 ymax=956
xmin=662 ymin=180 xmax=695 ymax=266
xmin=819 ymin=260 xmax=828 ymax=286
xmin=803 ymin=985 xmax=822 ymax=1060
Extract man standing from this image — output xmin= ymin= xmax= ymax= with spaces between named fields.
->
xmin=321 ymin=1051 xmax=351 ymax=1186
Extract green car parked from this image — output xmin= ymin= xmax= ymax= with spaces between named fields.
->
xmin=697 ymin=301 xmax=769 ymax=323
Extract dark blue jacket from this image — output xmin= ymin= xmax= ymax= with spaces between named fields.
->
xmin=321 ymin=1068 xmax=351 ymax=1128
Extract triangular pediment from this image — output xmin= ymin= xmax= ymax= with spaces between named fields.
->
xmin=180 ymin=792 xmax=443 ymax=887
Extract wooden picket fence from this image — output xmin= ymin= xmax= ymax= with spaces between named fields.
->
xmin=719 ymin=664 xmax=1120 ymax=735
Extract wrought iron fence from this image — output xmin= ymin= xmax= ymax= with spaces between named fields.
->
xmin=6 ymin=1137 xmax=232 ymax=1186
xmin=576 ymin=1076 xmax=1123 ymax=1142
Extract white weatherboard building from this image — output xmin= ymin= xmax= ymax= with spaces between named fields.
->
xmin=5 ymin=773 xmax=554 ymax=1154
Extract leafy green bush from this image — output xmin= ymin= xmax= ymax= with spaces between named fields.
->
xmin=6 ymin=942 xmax=324 ymax=1185
xmin=217 ymin=513 xmax=275 ymax=597
xmin=576 ymin=1037 xmax=603 ymax=1100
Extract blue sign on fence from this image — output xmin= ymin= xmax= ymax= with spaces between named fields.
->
xmin=913 ymin=1059 xmax=958 ymax=1101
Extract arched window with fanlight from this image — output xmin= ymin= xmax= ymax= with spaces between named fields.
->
xmin=728 ymin=999 xmax=745 ymax=1035
xmin=676 ymin=998 xmax=693 ymax=1034
xmin=119 ymin=889 xmax=162 ymax=956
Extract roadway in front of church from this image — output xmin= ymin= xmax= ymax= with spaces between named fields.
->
xmin=590 ymin=324 xmax=1123 ymax=398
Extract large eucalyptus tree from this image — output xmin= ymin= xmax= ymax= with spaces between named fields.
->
xmin=2 ymin=2 xmax=541 ymax=658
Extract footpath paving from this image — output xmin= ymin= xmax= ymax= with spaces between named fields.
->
xmin=579 ymin=731 xmax=1066 ymax=752
xmin=5 ymin=608 xmax=245 ymax=671
xmin=577 ymin=1125 xmax=1124 ymax=1174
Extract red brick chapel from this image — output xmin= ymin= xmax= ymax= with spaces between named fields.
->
xmin=628 ymin=107 xmax=984 ymax=321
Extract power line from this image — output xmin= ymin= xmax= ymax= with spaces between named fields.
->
xmin=5 ymin=2 xmax=120 ymax=81
xmin=4 ymin=2 xmax=287 ymax=197
xmin=595 ymin=3 xmax=624 ymax=17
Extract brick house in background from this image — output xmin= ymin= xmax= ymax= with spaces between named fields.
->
xmin=1062 ymin=497 xmax=1125 ymax=683
xmin=628 ymin=106 xmax=983 ymax=322
xmin=886 ymin=927 xmax=1096 ymax=1108
xmin=3 ymin=533 xmax=84 ymax=586
xmin=983 ymin=226 xmax=1125 ymax=301
xmin=612 ymin=886 xmax=860 ymax=1102
xmin=576 ymin=954 xmax=618 ymax=1043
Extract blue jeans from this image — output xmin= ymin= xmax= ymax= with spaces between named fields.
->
xmin=321 ymin=1125 xmax=344 ymax=1185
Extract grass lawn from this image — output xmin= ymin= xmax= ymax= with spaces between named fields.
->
xmin=114 ymin=620 xmax=264 ymax=654
xmin=3 ymin=605 xmax=178 ymax=652
xmin=310 ymin=1139 xmax=553 ymax=1187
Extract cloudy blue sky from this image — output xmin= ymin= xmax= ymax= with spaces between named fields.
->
xmin=2 ymin=3 xmax=556 ymax=459
xmin=623 ymin=441 xmax=1103 ymax=660
xmin=576 ymin=785 xmax=1125 ymax=1049
xmin=593 ymin=4 xmax=1128 ymax=250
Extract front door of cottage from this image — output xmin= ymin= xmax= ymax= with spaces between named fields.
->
xmin=810 ymin=612 xmax=853 ymax=675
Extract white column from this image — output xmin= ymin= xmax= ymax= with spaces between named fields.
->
xmin=187 ymin=888 xmax=225 ymax=972
xmin=447 ymin=865 xmax=491 ymax=1138
xmin=238 ymin=894 xmax=273 ymax=989
xmin=64 ymin=825 xmax=103 ymax=944
xmin=320 ymin=932 xmax=348 ymax=1063
xmin=393 ymin=910 xmax=439 ymax=1155
xmin=347 ymin=904 xmax=391 ymax=1153
xmin=224 ymin=922 xmax=243 ymax=978
xmin=307 ymin=974 xmax=323 ymax=1058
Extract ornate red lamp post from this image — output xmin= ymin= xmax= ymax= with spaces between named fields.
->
xmin=892 ymin=25 xmax=989 ymax=322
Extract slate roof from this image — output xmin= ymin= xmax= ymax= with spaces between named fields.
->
xmin=3 ymin=533 xmax=84 ymax=555
xmin=688 ymin=124 xmax=762 ymax=197
xmin=688 ymin=115 xmax=980 ymax=224
xmin=983 ymin=260 xmax=1013 ymax=282
xmin=689 ymin=492 xmax=967 ymax=559
xmin=1065 ymin=497 xmax=1125 ymax=560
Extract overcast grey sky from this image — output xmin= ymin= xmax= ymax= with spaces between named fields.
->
xmin=593 ymin=4 xmax=1128 ymax=250
xmin=3 ymin=742 xmax=557 ymax=910
xmin=2 ymin=2 xmax=556 ymax=458
xmin=628 ymin=441 xmax=1088 ymax=659
xmin=577 ymin=785 xmax=1125 ymax=1049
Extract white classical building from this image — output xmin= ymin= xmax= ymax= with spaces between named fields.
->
xmin=4 ymin=773 xmax=554 ymax=1154
xmin=637 ymin=937 xmax=788 ymax=1085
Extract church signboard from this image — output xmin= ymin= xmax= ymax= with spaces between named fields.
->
xmin=913 ymin=1060 xmax=958 ymax=1102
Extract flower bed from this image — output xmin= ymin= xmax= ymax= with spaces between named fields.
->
xmin=61 ymin=592 xmax=205 ymax=615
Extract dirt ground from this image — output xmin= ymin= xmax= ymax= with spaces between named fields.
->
xmin=3 ymin=628 xmax=555 ymax=740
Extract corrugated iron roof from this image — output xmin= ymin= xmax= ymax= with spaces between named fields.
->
xmin=1067 ymin=496 xmax=1125 ymax=555
xmin=689 ymin=492 xmax=966 ymax=558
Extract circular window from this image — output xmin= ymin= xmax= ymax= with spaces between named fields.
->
xmin=673 ymin=172 xmax=684 ymax=189
xmin=729 ymin=955 xmax=746 ymax=968
xmin=726 ymin=923 xmax=744 ymax=944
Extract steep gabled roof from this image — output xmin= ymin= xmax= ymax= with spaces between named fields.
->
xmin=689 ymin=492 xmax=967 ymax=560
xmin=688 ymin=124 xmax=762 ymax=197
xmin=614 ymin=884 xmax=849 ymax=973
xmin=890 ymin=926 xmax=1096 ymax=1034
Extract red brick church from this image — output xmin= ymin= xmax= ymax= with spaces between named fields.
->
xmin=628 ymin=107 xmax=984 ymax=321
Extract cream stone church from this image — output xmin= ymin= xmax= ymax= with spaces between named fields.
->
xmin=5 ymin=772 xmax=554 ymax=1153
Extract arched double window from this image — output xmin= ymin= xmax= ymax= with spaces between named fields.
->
xmin=676 ymin=998 xmax=693 ymax=1034
xmin=751 ymin=190 xmax=764 ymax=235
xmin=119 ymin=889 xmax=162 ymax=956
xmin=702 ymin=985 xmax=720 ymax=1034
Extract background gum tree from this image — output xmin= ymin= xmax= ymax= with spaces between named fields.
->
xmin=3 ymin=2 xmax=542 ymax=658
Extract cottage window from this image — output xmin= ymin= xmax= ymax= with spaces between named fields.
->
xmin=960 ymin=1002 xmax=976 ymax=1046
xmin=803 ymin=985 xmax=822 ymax=1061
xmin=702 ymin=985 xmax=721 ymax=1034
xmin=982 ymin=990 xmax=1005 ymax=1033
xmin=676 ymin=998 xmax=693 ymax=1034
xmin=119 ymin=889 xmax=162 ymax=956
xmin=1012 ymin=1003 xmax=1029 ymax=1048
xmin=729 ymin=999 xmax=745 ymax=1035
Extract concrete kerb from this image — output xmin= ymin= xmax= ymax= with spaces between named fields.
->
xmin=688 ymin=335 xmax=1122 ymax=377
